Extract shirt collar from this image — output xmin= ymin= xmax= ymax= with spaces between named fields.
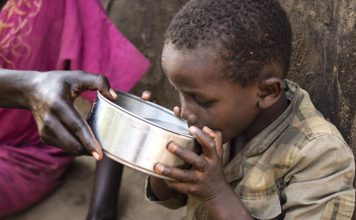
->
xmin=224 ymin=80 xmax=304 ymax=183
xmin=244 ymin=80 xmax=303 ymax=157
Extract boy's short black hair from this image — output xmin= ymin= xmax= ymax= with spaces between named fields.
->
xmin=165 ymin=0 xmax=292 ymax=85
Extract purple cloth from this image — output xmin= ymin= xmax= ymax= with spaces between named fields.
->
xmin=0 ymin=0 xmax=149 ymax=216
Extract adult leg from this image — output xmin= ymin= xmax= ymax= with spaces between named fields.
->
xmin=0 ymin=144 xmax=73 ymax=218
xmin=87 ymin=155 xmax=123 ymax=220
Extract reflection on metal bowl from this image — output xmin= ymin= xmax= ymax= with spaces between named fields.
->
xmin=88 ymin=91 xmax=197 ymax=180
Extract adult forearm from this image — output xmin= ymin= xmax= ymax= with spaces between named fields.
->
xmin=202 ymin=183 xmax=253 ymax=220
xmin=0 ymin=69 xmax=36 ymax=109
xmin=0 ymin=0 xmax=8 ymax=10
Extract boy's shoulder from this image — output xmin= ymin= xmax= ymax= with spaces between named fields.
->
xmin=237 ymin=84 xmax=355 ymax=219
xmin=245 ymin=80 xmax=352 ymax=165
xmin=286 ymin=86 xmax=347 ymax=149
xmin=266 ymin=84 xmax=352 ymax=165
xmin=277 ymin=80 xmax=348 ymax=151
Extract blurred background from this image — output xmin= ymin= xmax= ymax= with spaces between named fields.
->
xmin=5 ymin=0 xmax=355 ymax=219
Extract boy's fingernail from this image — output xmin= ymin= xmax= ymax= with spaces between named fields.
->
xmin=92 ymin=151 xmax=101 ymax=160
xmin=189 ymin=126 xmax=203 ymax=137
xmin=109 ymin=88 xmax=118 ymax=99
xmin=143 ymin=91 xmax=152 ymax=96
xmin=154 ymin=163 xmax=164 ymax=173
xmin=167 ymin=142 xmax=177 ymax=151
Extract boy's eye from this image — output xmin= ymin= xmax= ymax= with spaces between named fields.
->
xmin=194 ymin=95 xmax=213 ymax=107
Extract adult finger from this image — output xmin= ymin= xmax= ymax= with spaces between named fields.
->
xmin=167 ymin=141 xmax=205 ymax=170
xmin=189 ymin=126 xmax=218 ymax=160
xmin=39 ymin=114 xmax=87 ymax=155
xmin=52 ymin=100 xmax=103 ymax=160
xmin=69 ymin=72 xmax=117 ymax=101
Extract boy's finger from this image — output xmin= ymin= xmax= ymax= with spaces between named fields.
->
xmin=173 ymin=106 xmax=182 ymax=118
xmin=141 ymin=91 xmax=157 ymax=103
xmin=202 ymin=126 xmax=223 ymax=159
xmin=189 ymin=126 xmax=217 ymax=159
xmin=167 ymin=142 xmax=205 ymax=170
xmin=154 ymin=163 xmax=198 ymax=182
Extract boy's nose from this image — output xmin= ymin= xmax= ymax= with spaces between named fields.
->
xmin=180 ymin=106 xmax=198 ymax=125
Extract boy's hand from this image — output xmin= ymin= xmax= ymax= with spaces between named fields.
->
xmin=141 ymin=90 xmax=157 ymax=103
xmin=173 ymin=106 xmax=182 ymax=118
xmin=153 ymin=126 xmax=227 ymax=202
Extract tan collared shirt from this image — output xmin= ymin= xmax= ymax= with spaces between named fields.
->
xmin=146 ymin=80 xmax=355 ymax=220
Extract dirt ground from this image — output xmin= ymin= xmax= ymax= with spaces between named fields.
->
xmin=4 ymin=157 xmax=185 ymax=220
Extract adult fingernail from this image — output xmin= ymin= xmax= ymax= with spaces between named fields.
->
xmin=109 ymin=88 xmax=118 ymax=99
xmin=92 ymin=151 xmax=101 ymax=160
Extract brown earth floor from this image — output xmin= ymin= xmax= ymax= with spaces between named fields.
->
xmin=4 ymin=157 xmax=185 ymax=220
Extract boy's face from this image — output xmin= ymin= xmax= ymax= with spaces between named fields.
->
xmin=161 ymin=43 xmax=261 ymax=143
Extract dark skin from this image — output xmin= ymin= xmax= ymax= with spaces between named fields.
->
xmin=87 ymin=154 xmax=124 ymax=220
xmin=1 ymin=2 xmax=121 ymax=217
xmin=0 ymin=0 xmax=7 ymax=10
xmin=149 ymin=42 xmax=289 ymax=220
xmin=0 ymin=69 xmax=117 ymax=160
xmin=86 ymin=42 xmax=288 ymax=220
xmin=85 ymin=41 xmax=288 ymax=219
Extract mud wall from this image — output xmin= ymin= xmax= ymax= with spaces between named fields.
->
xmin=103 ymin=0 xmax=356 ymax=206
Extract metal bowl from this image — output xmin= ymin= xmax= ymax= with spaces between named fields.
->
xmin=87 ymin=91 xmax=197 ymax=180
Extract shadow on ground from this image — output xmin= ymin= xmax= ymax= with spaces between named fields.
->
xmin=4 ymin=157 xmax=185 ymax=220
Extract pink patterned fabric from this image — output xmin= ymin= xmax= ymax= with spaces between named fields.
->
xmin=0 ymin=0 xmax=149 ymax=216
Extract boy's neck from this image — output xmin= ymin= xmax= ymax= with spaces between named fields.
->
xmin=229 ymin=91 xmax=289 ymax=159
xmin=242 ymin=90 xmax=289 ymax=142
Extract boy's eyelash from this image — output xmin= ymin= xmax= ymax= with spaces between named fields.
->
xmin=194 ymin=96 xmax=213 ymax=107
xmin=195 ymin=97 xmax=209 ymax=104
xmin=197 ymin=101 xmax=213 ymax=108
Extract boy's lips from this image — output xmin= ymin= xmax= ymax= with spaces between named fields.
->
xmin=188 ymin=123 xmax=200 ymax=128
xmin=188 ymin=123 xmax=213 ymax=130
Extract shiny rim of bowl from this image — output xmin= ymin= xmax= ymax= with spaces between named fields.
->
xmin=97 ymin=91 xmax=193 ymax=138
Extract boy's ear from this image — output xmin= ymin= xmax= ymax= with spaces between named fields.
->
xmin=257 ymin=77 xmax=283 ymax=109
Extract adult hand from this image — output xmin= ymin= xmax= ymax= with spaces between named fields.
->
xmin=27 ymin=70 xmax=117 ymax=160
xmin=153 ymin=126 xmax=227 ymax=201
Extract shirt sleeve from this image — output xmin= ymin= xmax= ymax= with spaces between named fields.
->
xmin=281 ymin=135 xmax=355 ymax=220
xmin=145 ymin=176 xmax=188 ymax=209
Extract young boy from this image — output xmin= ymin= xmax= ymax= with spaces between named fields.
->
xmin=145 ymin=0 xmax=355 ymax=219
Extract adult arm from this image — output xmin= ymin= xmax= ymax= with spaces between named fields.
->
xmin=0 ymin=0 xmax=7 ymax=11
xmin=0 ymin=69 xmax=117 ymax=159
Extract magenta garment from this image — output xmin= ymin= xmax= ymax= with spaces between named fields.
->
xmin=0 ymin=0 xmax=149 ymax=217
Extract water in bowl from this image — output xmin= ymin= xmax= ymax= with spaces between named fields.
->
xmin=145 ymin=118 xmax=189 ymax=135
